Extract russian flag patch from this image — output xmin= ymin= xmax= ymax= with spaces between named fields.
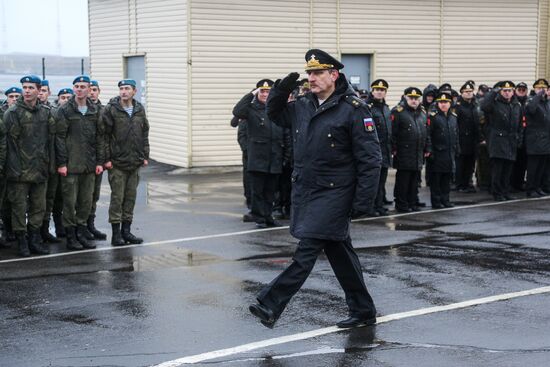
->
xmin=364 ymin=117 xmax=374 ymax=132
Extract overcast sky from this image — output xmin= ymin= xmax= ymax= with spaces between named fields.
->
xmin=0 ymin=0 xmax=89 ymax=57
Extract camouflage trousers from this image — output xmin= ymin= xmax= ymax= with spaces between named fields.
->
xmin=8 ymin=181 xmax=47 ymax=233
xmin=61 ymin=173 xmax=95 ymax=227
xmin=108 ymin=167 xmax=139 ymax=223
xmin=90 ymin=172 xmax=103 ymax=218
xmin=44 ymin=173 xmax=63 ymax=221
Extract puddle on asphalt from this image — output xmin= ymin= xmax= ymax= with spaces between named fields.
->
xmin=116 ymin=248 xmax=225 ymax=273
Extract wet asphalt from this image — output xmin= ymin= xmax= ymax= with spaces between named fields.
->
xmin=1 ymin=162 xmax=550 ymax=367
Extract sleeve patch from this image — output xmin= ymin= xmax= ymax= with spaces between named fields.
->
xmin=363 ymin=117 xmax=375 ymax=132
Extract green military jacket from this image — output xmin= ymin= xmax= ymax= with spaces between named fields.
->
xmin=3 ymin=97 xmax=55 ymax=183
xmin=55 ymin=96 xmax=104 ymax=174
xmin=101 ymin=96 xmax=150 ymax=171
xmin=0 ymin=115 xmax=6 ymax=176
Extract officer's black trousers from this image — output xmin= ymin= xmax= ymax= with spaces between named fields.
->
xmin=374 ymin=167 xmax=388 ymax=211
xmin=429 ymin=172 xmax=452 ymax=206
xmin=490 ymin=158 xmax=514 ymax=198
xmin=456 ymin=154 xmax=476 ymax=189
xmin=511 ymin=147 xmax=527 ymax=191
xmin=242 ymin=152 xmax=251 ymax=209
xmin=526 ymin=154 xmax=549 ymax=193
xmin=257 ymin=237 xmax=376 ymax=318
xmin=249 ymin=171 xmax=278 ymax=222
xmin=394 ymin=169 xmax=419 ymax=210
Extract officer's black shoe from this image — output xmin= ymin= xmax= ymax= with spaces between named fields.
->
xmin=494 ymin=195 xmax=506 ymax=202
xmin=0 ymin=236 xmax=9 ymax=248
xmin=395 ymin=207 xmax=412 ymax=213
xmin=242 ymin=212 xmax=255 ymax=223
xmin=536 ymin=189 xmax=547 ymax=196
xmin=366 ymin=210 xmax=380 ymax=217
xmin=416 ymin=201 xmax=427 ymax=207
xmin=264 ymin=217 xmax=282 ymax=227
xmin=111 ymin=223 xmax=126 ymax=246
xmin=336 ymin=315 xmax=377 ymax=329
xmin=411 ymin=206 xmax=422 ymax=212
xmin=255 ymin=220 xmax=268 ymax=229
xmin=432 ymin=203 xmax=444 ymax=209
xmin=249 ymin=303 xmax=277 ymax=328
xmin=76 ymin=225 xmax=96 ymax=249
xmin=376 ymin=207 xmax=388 ymax=216
xmin=66 ymin=227 xmax=83 ymax=250
xmin=121 ymin=222 xmax=143 ymax=244
xmin=466 ymin=186 xmax=477 ymax=193
xmin=87 ymin=216 xmax=107 ymax=240
xmin=442 ymin=202 xmax=454 ymax=208
xmin=383 ymin=198 xmax=393 ymax=205
xmin=504 ymin=195 xmax=516 ymax=201
xmin=526 ymin=191 xmax=538 ymax=198
xmin=28 ymin=230 xmax=50 ymax=255
xmin=16 ymin=232 xmax=30 ymax=257
xmin=272 ymin=209 xmax=285 ymax=220
xmin=41 ymin=220 xmax=61 ymax=243
xmin=53 ymin=215 xmax=66 ymax=238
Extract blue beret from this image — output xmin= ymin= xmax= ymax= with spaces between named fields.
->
xmin=90 ymin=80 xmax=100 ymax=87
xmin=5 ymin=87 xmax=22 ymax=96
xmin=57 ymin=88 xmax=74 ymax=96
xmin=118 ymin=79 xmax=136 ymax=88
xmin=73 ymin=75 xmax=91 ymax=84
xmin=20 ymin=75 xmax=42 ymax=86
xmin=41 ymin=79 xmax=49 ymax=87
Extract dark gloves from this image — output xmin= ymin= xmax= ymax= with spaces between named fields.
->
xmin=278 ymin=72 xmax=300 ymax=93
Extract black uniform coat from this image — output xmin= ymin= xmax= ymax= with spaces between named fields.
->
xmin=233 ymin=93 xmax=284 ymax=174
xmin=454 ymin=97 xmax=480 ymax=156
xmin=367 ymin=94 xmax=392 ymax=168
xmin=524 ymin=93 xmax=550 ymax=155
xmin=426 ymin=108 xmax=459 ymax=173
xmin=266 ymin=73 xmax=381 ymax=241
xmin=480 ymin=90 xmax=522 ymax=161
xmin=391 ymin=103 xmax=430 ymax=171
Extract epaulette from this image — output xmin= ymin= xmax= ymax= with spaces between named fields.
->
xmin=451 ymin=110 xmax=457 ymax=116
xmin=394 ymin=105 xmax=404 ymax=112
xmin=345 ymin=95 xmax=365 ymax=109
xmin=429 ymin=111 xmax=437 ymax=117
xmin=367 ymin=103 xmax=374 ymax=109
xmin=420 ymin=106 xmax=426 ymax=113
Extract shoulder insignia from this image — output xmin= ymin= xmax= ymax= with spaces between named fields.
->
xmin=429 ymin=111 xmax=437 ymax=117
xmin=420 ymin=106 xmax=426 ymax=113
xmin=451 ymin=110 xmax=457 ymax=116
xmin=367 ymin=103 xmax=373 ymax=109
xmin=345 ymin=95 xmax=365 ymax=109
xmin=395 ymin=105 xmax=404 ymax=112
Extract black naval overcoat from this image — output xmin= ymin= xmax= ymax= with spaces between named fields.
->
xmin=366 ymin=95 xmax=392 ymax=168
xmin=426 ymin=109 xmax=459 ymax=173
xmin=524 ymin=93 xmax=550 ymax=155
xmin=480 ymin=90 xmax=522 ymax=161
xmin=266 ymin=74 xmax=381 ymax=241
xmin=454 ymin=97 xmax=481 ymax=156
xmin=391 ymin=103 xmax=430 ymax=171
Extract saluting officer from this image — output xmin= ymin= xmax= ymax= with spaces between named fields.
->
xmin=455 ymin=81 xmax=480 ymax=193
xmin=481 ymin=81 xmax=523 ymax=201
xmin=3 ymin=75 xmax=56 ymax=257
xmin=56 ymin=75 xmax=104 ymax=250
xmin=391 ymin=87 xmax=430 ymax=213
xmin=524 ymin=79 xmax=550 ymax=197
xmin=367 ymin=79 xmax=392 ymax=215
xmin=427 ymin=92 xmax=459 ymax=208
xmin=232 ymin=79 xmax=285 ymax=228
xmin=510 ymin=82 xmax=530 ymax=192
xmin=101 ymin=79 xmax=149 ymax=246
xmin=249 ymin=49 xmax=381 ymax=329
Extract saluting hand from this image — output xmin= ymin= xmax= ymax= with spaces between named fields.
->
xmin=279 ymin=72 xmax=300 ymax=93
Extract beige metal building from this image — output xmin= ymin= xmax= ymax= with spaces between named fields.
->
xmin=88 ymin=0 xmax=550 ymax=168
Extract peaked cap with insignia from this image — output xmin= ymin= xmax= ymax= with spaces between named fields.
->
xmin=460 ymin=81 xmax=475 ymax=93
xmin=499 ymin=81 xmax=515 ymax=89
xmin=256 ymin=79 xmax=274 ymax=89
xmin=304 ymin=49 xmax=344 ymax=71
xmin=371 ymin=79 xmax=389 ymax=90
xmin=533 ymin=78 xmax=549 ymax=88
xmin=404 ymin=87 xmax=422 ymax=97
xmin=436 ymin=92 xmax=452 ymax=102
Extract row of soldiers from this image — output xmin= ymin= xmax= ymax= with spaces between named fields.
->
xmin=232 ymin=75 xmax=550 ymax=220
xmin=0 ymin=74 xmax=150 ymax=257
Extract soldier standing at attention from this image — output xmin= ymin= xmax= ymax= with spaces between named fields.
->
xmin=232 ymin=79 xmax=285 ymax=228
xmin=391 ymin=87 xmax=430 ymax=213
xmin=101 ymin=79 xmax=149 ymax=246
xmin=2 ymin=87 xmax=22 ymax=112
xmin=3 ymin=75 xmax=55 ymax=257
xmin=56 ymin=75 xmax=104 ymax=250
xmin=367 ymin=79 xmax=392 ymax=216
xmin=38 ymin=79 xmax=52 ymax=107
xmin=481 ymin=81 xmax=523 ymax=201
xmin=249 ymin=49 xmax=381 ymax=329
xmin=427 ymin=92 xmax=458 ymax=208
xmin=86 ymin=80 xmax=108 ymax=240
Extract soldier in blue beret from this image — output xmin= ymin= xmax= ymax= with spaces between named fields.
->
xmin=38 ymin=79 xmax=52 ymax=107
xmin=56 ymin=88 xmax=74 ymax=106
xmin=1 ymin=87 xmax=22 ymax=112
xmin=118 ymin=79 xmax=136 ymax=88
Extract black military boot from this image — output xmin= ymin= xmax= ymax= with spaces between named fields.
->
xmin=41 ymin=220 xmax=61 ymax=243
xmin=16 ymin=232 xmax=30 ymax=257
xmin=76 ymin=225 xmax=96 ymax=249
xmin=111 ymin=223 xmax=126 ymax=246
xmin=28 ymin=230 xmax=50 ymax=255
xmin=53 ymin=214 xmax=66 ymax=238
xmin=87 ymin=215 xmax=107 ymax=240
xmin=65 ymin=227 xmax=83 ymax=251
xmin=121 ymin=221 xmax=143 ymax=244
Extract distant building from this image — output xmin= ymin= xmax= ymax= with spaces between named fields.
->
xmin=88 ymin=0 xmax=550 ymax=168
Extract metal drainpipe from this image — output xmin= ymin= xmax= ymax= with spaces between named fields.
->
xmin=309 ymin=0 xmax=313 ymax=48
xmin=186 ymin=0 xmax=193 ymax=168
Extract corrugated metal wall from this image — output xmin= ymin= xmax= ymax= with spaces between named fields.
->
xmin=89 ymin=0 xmax=549 ymax=168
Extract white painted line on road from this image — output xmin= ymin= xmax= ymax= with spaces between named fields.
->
xmin=152 ymin=285 xmax=550 ymax=366
xmin=1 ymin=196 xmax=548 ymax=264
